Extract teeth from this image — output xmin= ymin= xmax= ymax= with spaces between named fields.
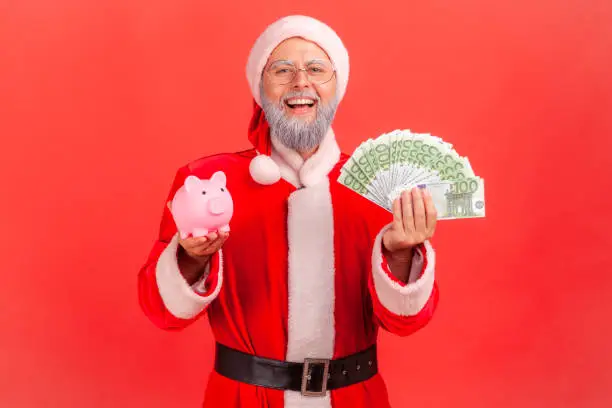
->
xmin=287 ymin=98 xmax=315 ymax=106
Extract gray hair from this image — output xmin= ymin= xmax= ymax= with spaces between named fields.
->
xmin=259 ymin=82 xmax=338 ymax=152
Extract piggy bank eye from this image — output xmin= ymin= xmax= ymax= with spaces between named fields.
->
xmin=220 ymin=188 xmax=225 ymax=192
xmin=201 ymin=190 xmax=207 ymax=195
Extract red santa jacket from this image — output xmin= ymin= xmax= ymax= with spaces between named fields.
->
xmin=138 ymin=128 xmax=439 ymax=408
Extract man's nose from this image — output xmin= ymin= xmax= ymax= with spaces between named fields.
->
xmin=292 ymin=69 xmax=310 ymax=88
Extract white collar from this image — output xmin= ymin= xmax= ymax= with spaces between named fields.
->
xmin=270 ymin=128 xmax=341 ymax=188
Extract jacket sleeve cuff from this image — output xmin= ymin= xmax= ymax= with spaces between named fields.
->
xmin=155 ymin=233 xmax=223 ymax=319
xmin=190 ymin=264 xmax=211 ymax=294
xmin=371 ymin=223 xmax=436 ymax=316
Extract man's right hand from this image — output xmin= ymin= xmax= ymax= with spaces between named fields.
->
xmin=168 ymin=201 xmax=230 ymax=284
xmin=176 ymin=232 xmax=229 ymax=285
xmin=179 ymin=231 xmax=229 ymax=260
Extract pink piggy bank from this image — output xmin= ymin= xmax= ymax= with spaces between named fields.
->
xmin=170 ymin=171 xmax=234 ymax=239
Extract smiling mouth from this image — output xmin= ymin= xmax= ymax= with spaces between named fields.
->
xmin=284 ymin=98 xmax=317 ymax=114
xmin=285 ymin=98 xmax=316 ymax=109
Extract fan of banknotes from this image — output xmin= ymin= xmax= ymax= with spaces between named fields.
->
xmin=338 ymin=129 xmax=485 ymax=220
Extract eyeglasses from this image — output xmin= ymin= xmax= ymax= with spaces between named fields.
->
xmin=265 ymin=60 xmax=336 ymax=85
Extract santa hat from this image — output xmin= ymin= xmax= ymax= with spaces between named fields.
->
xmin=245 ymin=15 xmax=349 ymax=185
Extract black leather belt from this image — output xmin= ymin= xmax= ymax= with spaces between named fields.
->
xmin=214 ymin=342 xmax=378 ymax=397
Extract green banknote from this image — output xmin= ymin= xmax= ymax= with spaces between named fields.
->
xmin=355 ymin=142 xmax=379 ymax=182
xmin=374 ymin=134 xmax=393 ymax=194
xmin=393 ymin=131 xmax=424 ymax=191
xmin=388 ymin=131 xmax=402 ymax=188
xmin=387 ymin=178 xmax=486 ymax=219
xmin=347 ymin=145 xmax=387 ymax=200
xmin=341 ymin=144 xmax=385 ymax=203
xmin=345 ymin=156 xmax=372 ymax=187
xmin=362 ymin=140 xmax=381 ymax=176
xmin=432 ymin=155 xmax=471 ymax=180
xmin=345 ymin=164 xmax=387 ymax=204
xmin=430 ymin=177 xmax=485 ymax=219
xmin=337 ymin=168 xmax=369 ymax=196
xmin=338 ymin=168 xmax=387 ymax=207
xmin=338 ymin=129 xmax=486 ymax=220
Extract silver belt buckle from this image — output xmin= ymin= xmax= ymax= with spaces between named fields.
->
xmin=301 ymin=358 xmax=330 ymax=397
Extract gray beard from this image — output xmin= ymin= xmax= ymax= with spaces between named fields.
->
xmin=260 ymin=85 xmax=338 ymax=152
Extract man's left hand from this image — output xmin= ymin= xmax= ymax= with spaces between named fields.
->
xmin=382 ymin=187 xmax=437 ymax=260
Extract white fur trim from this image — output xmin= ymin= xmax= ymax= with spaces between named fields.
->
xmin=371 ymin=224 xmax=435 ymax=316
xmin=284 ymin=396 xmax=331 ymax=408
xmin=285 ymin=177 xmax=335 ymax=407
xmin=270 ymin=149 xmax=301 ymax=188
xmin=155 ymin=233 xmax=223 ymax=319
xmin=271 ymin=134 xmax=304 ymax=172
xmin=246 ymin=15 xmax=350 ymax=107
xmin=270 ymin=128 xmax=340 ymax=188
xmin=249 ymin=154 xmax=281 ymax=185
xmin=299 ymin=129 xmax=341 ymax=187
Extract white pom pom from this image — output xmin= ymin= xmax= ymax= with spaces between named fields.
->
xmin=249 ymin=155 xmax=281 ymax=185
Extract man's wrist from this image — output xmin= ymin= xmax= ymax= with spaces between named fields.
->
xmin=382 ymin=244 xmax=415 ymax=263
xmin=382 ymin=244 xmax=415 ymax=283
xmin=177 ymin=246 xmax=211 ymax=285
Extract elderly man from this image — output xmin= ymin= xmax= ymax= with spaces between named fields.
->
xmin=138 ymin=15 xmax=439 ymax=408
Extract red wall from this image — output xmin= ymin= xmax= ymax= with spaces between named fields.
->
xmin=1 ymin=0 xmax=611 ymax=406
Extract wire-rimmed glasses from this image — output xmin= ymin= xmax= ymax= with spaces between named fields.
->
xmin=265 ymin=60 xmax=336 ymax=85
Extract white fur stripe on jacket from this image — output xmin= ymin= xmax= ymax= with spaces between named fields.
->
xmin=284 ymin=177 xmax=335 ymax=407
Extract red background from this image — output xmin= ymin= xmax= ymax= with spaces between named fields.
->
xmin=1 ymin=0 xmax=611 ymax=407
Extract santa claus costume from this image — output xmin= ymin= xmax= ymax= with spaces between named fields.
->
xmin=138 ymin=15 xmax=439 ymax=408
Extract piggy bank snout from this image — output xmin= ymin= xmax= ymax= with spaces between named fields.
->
xmin=207 ymin=197 xmax=230 ymax=215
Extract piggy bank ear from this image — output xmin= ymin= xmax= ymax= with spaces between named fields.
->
xmin=210 ymin=171 xmax=226 ymax=187
xmin=184 ymin=175 xmax=201 ymax=193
